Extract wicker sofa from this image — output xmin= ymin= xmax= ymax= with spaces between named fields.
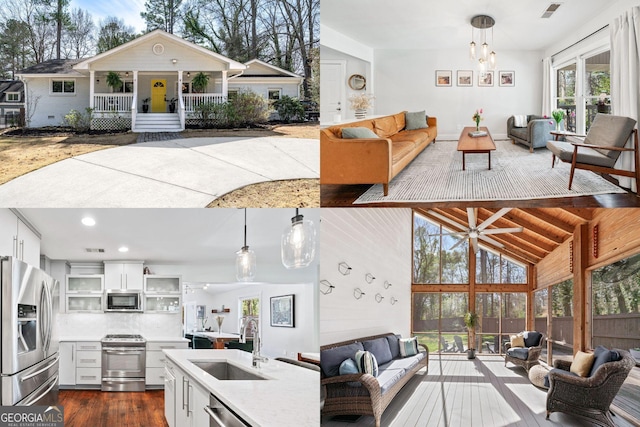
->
xmin=320 ymin=333 xmax=428 ymax=427
xmin=321 ymin=112 xmax=437 ymax=195
xmin=546 ymin=347 xmax=635 ymax=427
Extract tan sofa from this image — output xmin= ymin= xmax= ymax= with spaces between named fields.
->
xmin=321 ymin=112 xmax=437 ymax=195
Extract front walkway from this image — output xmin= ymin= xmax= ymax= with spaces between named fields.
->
xmin=0 ymin=136 xmax=318 ymax=207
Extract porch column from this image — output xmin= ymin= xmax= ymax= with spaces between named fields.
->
xmin=222 ymin=70 xmax=228 ymax=98
xmin=89 ymin=70 xmax=95 ymax=109
xmin=178 ymin=70 xmax=185 ymax=128
xmin=572 ymin=223 xmax=588 ymax=355
xmin=133 ymin=70 xmax=138 ymax=103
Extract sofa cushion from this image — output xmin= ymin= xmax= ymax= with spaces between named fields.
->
xmin=510 ymin=127 xmax=528 ymax=141
xmin=570 ymin=351 xmax=595 ymax=377
xmin=399 ymin=337 xmax=419 ymax=357
xmin=386 ymin=334 xmax=401 ymax=359
xmin=589 ymin=345 xmax=621 ymax=377
xmin=506 ymin=347 xmax=529 ymax=360
xmin=355 ymin=350 xmax=379 ymax=377
xmin=320 ymin=342 xmax=364 ymax=377
xmin=513 ymin=115 xmax=528 ymax=127
xmin=390 ymin=129 xmax=430 ymax=147
xmin=510 ymin=335 xmax=525 ymax=348
xmin=523 ymin=331 xmax=542 ymax=348
xmin=391 ymin=140 xmax=417 ymax=164
xmin=376 ymin=368 xmax=406 ymax=395
xmin=332 ymin=120 xmax=375 ymax=138
xmin=405 ymin=111 xmax=428 ymax=130
xmin=393 ymin=112 xmax=406 ymax=133
xmin=380 ymin=351 xmax=426 ymax=372
xmin=584 ymin=114 xmax=637 ymax=159
xmin=546 ymin=140 xmax=616 ymax=167
xmin=544 ymin=367 xmax=579 ymax=388
xmin=374 ymin=116 xmax=398 ymax=138
xmin=339 ymin=358 xmax=362 ymax=387
xmin=342 ymin=127 xmax=380 ymax=139
xmin=363 ymin=337 xmax=393 ymax=366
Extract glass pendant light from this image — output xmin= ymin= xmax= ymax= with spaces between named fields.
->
xmin=236 ymin=209 xmax=256 ymax=282
xmin=281 ymin=208 xmax=316 ymax=269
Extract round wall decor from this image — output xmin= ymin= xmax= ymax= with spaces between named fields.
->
xmin=152 ymin=43 xmax=165 ymax=55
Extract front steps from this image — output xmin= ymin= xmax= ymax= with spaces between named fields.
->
xmin=133 ymin=113 xmax=183 ymax=132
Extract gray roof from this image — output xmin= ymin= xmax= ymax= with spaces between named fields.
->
xmin=0 ymin=80 xmax=24 ymax=104
xmin=18 ymin=59 xmax=85 ymax=75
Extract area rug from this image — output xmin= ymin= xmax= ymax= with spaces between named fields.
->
xmin=353 ymin=139 xmax=626 ymax=204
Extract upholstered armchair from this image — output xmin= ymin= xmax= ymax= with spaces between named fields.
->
xmin=546 ymin=348 xmax=635 ymax=427
xmin=504 ymin=331 xmax=544 ymax=372
xmin=507 ymin=115 xmax=556 ymax=152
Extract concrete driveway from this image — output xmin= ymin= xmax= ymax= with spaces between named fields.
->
xmin=0 ymin=136 xmax=319 ymax=207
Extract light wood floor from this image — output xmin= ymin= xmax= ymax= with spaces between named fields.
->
xmin=322 ymin=355 xmax=636 ymax=427
xmin=59 ymin=390 xmax=168 ymax=427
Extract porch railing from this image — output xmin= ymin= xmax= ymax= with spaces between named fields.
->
xmin=93 ymin=94 xmax=134 ymax=113
xmin=182 ymin=94 xmax=227 ymax=112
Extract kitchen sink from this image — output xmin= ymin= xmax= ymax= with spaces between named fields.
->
xmin=191 ymin=361 xmax=268 ymax=381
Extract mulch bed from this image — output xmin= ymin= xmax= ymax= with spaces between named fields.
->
xmin=3 ymin=126 xmax=130 ymax=138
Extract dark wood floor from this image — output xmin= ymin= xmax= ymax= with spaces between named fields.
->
xmin=321 ymin=184 xmax=640 ymax=208
xmin=59 ymin=390 xmax=168 ymax=427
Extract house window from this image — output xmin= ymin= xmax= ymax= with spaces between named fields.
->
xmin=240 ymin=296 xmax=260 ymax=338
xmin=6 ymin=92 xmax=20 ymax=102
xmin=228 ymin=90 xmax=239 ymax=101
xmin=124 ymin=81 xmax=133 ymax=93
xmin=51 ymin=79 xmax=75 ymax=94
xmin=268 ymin=89 xmax=281 ymax=100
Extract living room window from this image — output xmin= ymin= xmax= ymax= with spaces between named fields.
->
xmin=556 ymin=63 xmax=576 ymax=132
xmin=51 ymin=79 xmax=75 ymax=94
xmin=591 ymin=251 xmax=640 ymax=352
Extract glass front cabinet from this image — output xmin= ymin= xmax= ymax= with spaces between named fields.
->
xmin=66 ymin=275 xmax=105 ymax=313
xmin=144 ymin=275 xmax=181 ymax=313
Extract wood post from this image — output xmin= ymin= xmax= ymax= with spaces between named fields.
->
xmin=573 ymin=222 xmax=588 ymax=355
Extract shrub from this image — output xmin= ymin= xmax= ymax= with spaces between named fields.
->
xmin=195 ymin=102 xmax=231 ymax=126
xmin=228 ymin=91 xmax=269 ymax=127
xmin=273 ymin=95 xmax=305 ymax=123
xmin=63 ymin=108 xmax=93 ymax=131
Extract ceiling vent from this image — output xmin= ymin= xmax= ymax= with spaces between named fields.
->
xmin=541 ymin=3 xmax=562 ymax=18
xmin=85 ymin=248 xmax=105 ymax=253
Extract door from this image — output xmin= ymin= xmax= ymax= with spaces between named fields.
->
xmin=320 ymin=60 xmax=345 ymax=123
xmin=151 ymin=79 xmax=167 ymax=113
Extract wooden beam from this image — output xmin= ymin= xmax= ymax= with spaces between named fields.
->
xmin=412 ymin=284 xmax=470 ymax=293
xmin=479 ymin=208 xmax=566 ymax=246
xmin=483 ymin=233 xmax=548 ymax=260
xmin=474 ymin=284 xmax=529 ymax=293
xmin=561 ymin=208 xmax=593 ymax=222
xmin=469 ymin=240 xmax=476 ymax=350
xmin=527 ymin=264 xmax=535 ymax=331
xmin=573 ymin=222 xmax=588 ymax=355
xmin=499 ymin=210 xmax=569 ymax=244
xmin=526 ymin=209 xmax=576 ymax=234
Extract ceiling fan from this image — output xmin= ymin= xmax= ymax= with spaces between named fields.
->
xmin=427 ymin=208 xmax=523 ymax=254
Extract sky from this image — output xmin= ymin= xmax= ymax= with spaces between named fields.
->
xmin=71 ymin=0 xmax=147 ymax=33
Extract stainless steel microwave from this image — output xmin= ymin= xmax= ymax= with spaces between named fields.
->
xmin=105 ymin=290 xmax=142 ymax=312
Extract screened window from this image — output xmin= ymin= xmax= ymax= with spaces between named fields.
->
xmin=476 ymin=247 xmax=526 ymax=283
xmin=52 ymin=80 xmax=75 ymax=94
xmin=534 ymin=288 xmax=549 ymax=362
xmin=475 ymin=292 xmax=526 ymax=354
xmin=592 ymin=252 xmax=640 ymax=351
xmin=413 ymin=292 xmax=468 ymax=353
xmin=413 ymin=213 xmax=469 ymax=284
xmin=551 ymin=279 xmax=574 ymax=359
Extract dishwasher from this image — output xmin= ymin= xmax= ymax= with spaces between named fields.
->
xmin=205 ymin=393 xmax=251 ymax=427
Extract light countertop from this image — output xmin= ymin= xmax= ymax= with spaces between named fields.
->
xmin=164 ymin=349 xmax=319 ymax=427
xmin=193 ymin=332 xmax=241 ymax=339
xmin=59 ymin=336 xmax=188 ymax=342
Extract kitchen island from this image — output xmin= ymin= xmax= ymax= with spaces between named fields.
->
xmin=164 ymin=349 xmax=319 ymax=426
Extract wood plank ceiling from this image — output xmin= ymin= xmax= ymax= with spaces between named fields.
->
xmin=413 ymin=208 xmax=592 ymax=266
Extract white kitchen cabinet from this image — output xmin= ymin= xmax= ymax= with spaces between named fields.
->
xmin=171 ymin=361 xmax=209 ymax=427
xmin=66 ymin=295 xmax=104 ymax=313
xmin=145 ymin=295 xmax=181 ymax=313
xmin=0 ymin=209 xmax=41 ymax=267
xmin=59 ymin=342 xmax=76 ymax=386
xmin=144 ymin=275 xmax=181 ymax=293
xmin=66 ymin=275 xmax=104 ymax=293
xmin=104 ymin=261 xmax=144 ymax=290
xmin=146 ymin=341 xmax=188 ymax=387
xmin=65 ymin=275 xmax=104 ymax=313
xmin=164 ymin=362 xmax=177 ymax=427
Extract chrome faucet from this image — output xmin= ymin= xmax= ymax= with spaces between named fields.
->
xmin=240 ymin=316 xmax=268 ymax=368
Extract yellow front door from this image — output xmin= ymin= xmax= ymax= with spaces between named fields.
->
xmin=151 ymin=79 xmax=167 ymax=112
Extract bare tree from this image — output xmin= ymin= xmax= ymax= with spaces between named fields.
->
xmin=61 ymin=8 xmax=95 ymax=59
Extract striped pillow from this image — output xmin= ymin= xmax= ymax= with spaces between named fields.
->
xmin=354 ymin=350 xmax=379 ymax=377
xmin=399 ymin=337 xmax=419 ymax=357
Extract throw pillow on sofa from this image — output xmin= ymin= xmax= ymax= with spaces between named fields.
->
xmin=355 ymin=350 xmax=379 ymax=377
xmin=405 ymin=111 xmax=428 ymax=130
xmin=570 ymin=351 xmax=595 ymax=377
xmin=510 ymin=334 xmax=525 ymax=348
xmin=513 ymin=115 xmax=527 ymax=127
xmin=342 ymin=127 xmax=380 ymax=139
xmin=339 ymin=358 xmax=362 ymax=387
xmin=399 ymin=337 xmax=419 ymax=357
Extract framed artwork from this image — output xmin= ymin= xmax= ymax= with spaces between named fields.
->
xmin=499 ymin=71 xmax=515 ymax=87
xmin=435 ymin=70 xmax=452 ymax=87
xmin=457 ymin=70 xmax=473 ymax=87
xmin=478 ymin=71 xmax=494 ymax=87
xmin=270 ymin=294 xmax=294 ymax=327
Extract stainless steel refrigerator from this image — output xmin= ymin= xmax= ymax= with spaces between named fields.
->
xmin=1 ymin=256 xmax=60 ymax=406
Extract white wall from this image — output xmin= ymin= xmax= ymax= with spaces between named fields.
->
xmin=24 ymin=76 xmax=90 ymax=128
xmin=321 ymin=46 xmax=372 ymax=120
xmin=57 ymin=312 xmax=182 ymax=339
xmin=373 ymin=48 xmax=543 ymax=139
xmin=319 ymin=208 xmax=412 ymax=346
xmin=184 ymin=283 xmax=316 ymax=359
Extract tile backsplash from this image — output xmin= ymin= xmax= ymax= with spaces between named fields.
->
xmin=58 ymin=313 xmax=182 ymax=338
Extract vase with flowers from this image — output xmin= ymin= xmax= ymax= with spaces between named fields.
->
xmin=472 ymin=109 xmax=483 ymax=131
xmin=551 ymin=109 xmax=565 ymax=131
xmin=215 ymin=315 xmax=224 ymax=333
xmin=349 ymin=93 xmax=374 ymax=119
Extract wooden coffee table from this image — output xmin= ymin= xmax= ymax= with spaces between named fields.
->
xmin=457 ymin=126 xmax=496 ymax=170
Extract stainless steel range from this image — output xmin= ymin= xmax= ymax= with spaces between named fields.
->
xmin=101 ymin=334 xmax=146 ymax=392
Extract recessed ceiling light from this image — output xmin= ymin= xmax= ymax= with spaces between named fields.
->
xmin=81 ymin=217 xmax=96 ymax=226
xmin=118 ymin=246 xmax=129 ymax=253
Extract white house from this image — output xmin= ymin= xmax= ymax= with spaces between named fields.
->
xmin=17 ymin=30 xmax=304 ymax=132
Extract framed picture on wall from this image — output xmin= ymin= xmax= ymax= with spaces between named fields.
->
xmin=270 ymin=294 xmax=295 ymax=327
xmin=435 ymin=70 xmax=452 ymax=87
xmin=499 ymin=71 xmax=515 ymax=87
xmin=478 ymin=71 xmax=494 ymax=87
xmin=457 ymin=70 xmax=473 ymax=87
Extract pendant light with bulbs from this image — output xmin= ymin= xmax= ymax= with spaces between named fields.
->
xmin=236 ymin=209 xmax=256 ymax=282
xmin=469 ymin=15 xmax=497 ymax=71
xmin=281 ymin=208 xmax=316 ymax=269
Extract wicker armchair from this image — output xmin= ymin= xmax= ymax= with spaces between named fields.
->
xmin=504 ymin=331 xmax=544 ymax=372
xmin=546 ymin=349 xmax=635 ymax=427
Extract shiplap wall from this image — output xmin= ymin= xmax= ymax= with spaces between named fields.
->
xmin=320 ymin=208 xmax=412 ymax=345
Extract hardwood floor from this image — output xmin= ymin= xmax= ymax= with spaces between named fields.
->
xmin=321 ymin=185 xmax=640 ymax=208
xmin=322 ymin=355 xmax=636 ymax=427
xmin=59 ymin=390 xmax=168 ymax=427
